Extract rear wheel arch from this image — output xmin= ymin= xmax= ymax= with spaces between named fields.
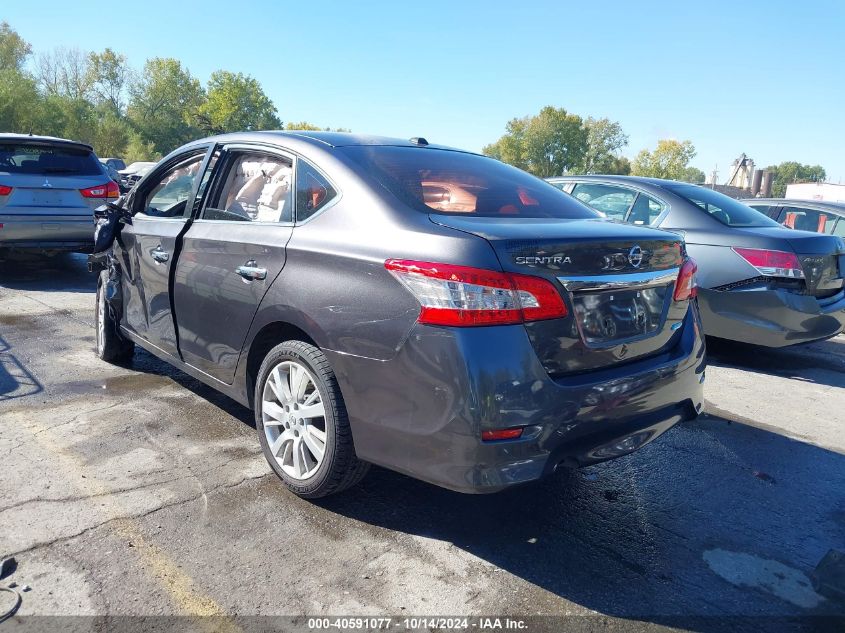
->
xmin=245 ymin=321 xmax=317 ymax=408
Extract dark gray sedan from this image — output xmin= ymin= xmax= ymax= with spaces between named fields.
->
xmin=549 ymin=175 xmax=845 ymax=347
xmin=92 ymin=132 xmax=704 ymax=498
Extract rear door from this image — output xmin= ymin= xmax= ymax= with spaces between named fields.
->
xmin=119 ymin=147 xmax=212 ymax=353
xmin=173 ymin=145 xmax=303 ymax=383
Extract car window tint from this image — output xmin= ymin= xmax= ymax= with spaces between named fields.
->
xmin=782 ymin=206 xmax=838 ymax=234
xmin=570 ymin=183 xmax=635 ymax=220
xmin=664 ymin=184 xmax=780 ymax=227
xmin=342 ymin=146 xmax=596 ymax=220
xmin=296 ymin=160 xmax=337 ymax=222
xmin=833 ymin=219 xmax=845 ymax=237
xmin=204 ymin=152 xmax=293 ymax=223
xmin=0 ymin=142 xmax=102 ymax=176
xmin=140 ymin=153 xmax=205 ymax=219
xmin=627 ymin=193 xmax=665 ymax=226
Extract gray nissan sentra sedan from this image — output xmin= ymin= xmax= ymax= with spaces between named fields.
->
xmin=549 ymin=176 xmax=845 ymax=347
xmin=91 ymin=132 xmax=705 ymax=498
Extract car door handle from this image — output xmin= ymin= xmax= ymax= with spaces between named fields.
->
xmin=236 ymin=261 xmax=267 ymax=281
xmin=151 ymin=246 xmax=169 ymax=263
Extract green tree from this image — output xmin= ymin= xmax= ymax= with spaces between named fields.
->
xmin=606 ymin=155 xmax=632 ymax=175
xmin=680 ymin=166 xmax=706 ymax=183
xmin=88 ymin=48 xmax=130 ymax=114
xmin=483 ymin=106 xmax=588 ymax=177
xmin=196 ymin=70 xmax=280 ymax=134
xmin=0 ymin=21 xmax=31 ymax=71
xmin=35 ymin=47 xmax=93 ymax=100
xmin=127 ymin=58 xmax=205 ymax=154
xmin=37 ymin=94 xmax=97 ymax=144
xmin=632 ymin=139 xmax=697 ymax=180
xmin=123 ymin=131 xmax=160 ymax=163
xmin=766 ymin=161 xmax=826 ymax=197
xmin=0 ymin=68 xmax=40 ymax=132
xmin=580 ymin=117 xmax=628 ymax=173
xmin=284 ymin=121 xmax=350 ymax=132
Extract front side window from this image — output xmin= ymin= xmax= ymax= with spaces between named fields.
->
xmin=140 ymin=153 xmax=205 ymax=219
xmin=571 ymin=183 xmax=635 ymax=221
xmin=342 ymin=146 xmax=597 ymax=220
xmin=296 ymin=160 xmax=337 ymax=222
xmin=0 ymin=142 xmax=102 ymax=176
xmin=203 ymin=152 xmax=293 ymax=223
xmin=781 ymin=206 xmax=837 ymax=234
xmin=664 ymin=184 xmax=781 ymax=227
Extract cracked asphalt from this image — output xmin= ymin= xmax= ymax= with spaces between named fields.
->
xmin=1 ymin=252 xmax=844 ymax=631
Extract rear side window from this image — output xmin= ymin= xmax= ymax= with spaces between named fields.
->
xmin=296 ymin=160 xmax=337 ymax=222
xmin=342 ymin=146 xmax=597 ymax=219
xmin=0 ymin=142 xmax=102 ymax=176
xmin=665 ymin=184 xmax=780 ymax=227
xmin=571 ymin=183 xmax=635 ymax=220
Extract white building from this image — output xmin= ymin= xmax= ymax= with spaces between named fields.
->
xmin=785 ymin=182 xmax=845 ymax=203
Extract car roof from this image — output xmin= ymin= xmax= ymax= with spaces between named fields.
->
xmin=548 ymin=174 xmax=692 ymax=188
xmin=746 ymin=198 xmax=845 ymax=211
xmin=0 ymin=133 xmax=94 ymax=152
xmin=181 ymin=130 xmax=475 ymax=155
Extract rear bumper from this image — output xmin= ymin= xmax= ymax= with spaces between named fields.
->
xmin=0 ymin=214 xmax=93 ymax=251
xmin=698 ymin=286 xmax=845 ymax=347
xmin=325 ymin=306 xmax=705 ymax=493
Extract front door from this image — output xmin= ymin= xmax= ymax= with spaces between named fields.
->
xmin=174 ymin=147 xmax=295 ymax=383
xmin=121 ymin=148 xmax=210 ymax=356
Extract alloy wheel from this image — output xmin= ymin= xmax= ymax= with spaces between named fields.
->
xmin=261 ymin=360 xmax=327 ymax=480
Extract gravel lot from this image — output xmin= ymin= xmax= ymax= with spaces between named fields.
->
xmin=1 ymin=252 xmax=844 ymax=631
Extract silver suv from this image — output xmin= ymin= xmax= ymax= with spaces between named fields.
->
xmin=0 ymin=134 xmax=118 ymax=256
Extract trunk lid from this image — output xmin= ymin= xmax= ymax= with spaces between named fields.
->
xmin=430 ymin=215 xmax=689 ymax=375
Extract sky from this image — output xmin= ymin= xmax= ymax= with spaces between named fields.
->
xmin=3 ymin=0 xmax=845 ymax=181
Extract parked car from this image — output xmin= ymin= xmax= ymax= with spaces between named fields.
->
xmin=548 ymin=175 xmax=845 ymax=347
xmin=92 ymin=132 xmax=704 ymax=498
xmin=0 ymin=133 xmax=118 ymax=256
xmin=117 ymin=161 xmax=156 ymax=193
xmin=100 ymin=157 xmax=126 ymax=172
xmin=743 ymin=198 xmax=845 ymax=236
xmin=100 ymin=159 xmax=121 ymax=184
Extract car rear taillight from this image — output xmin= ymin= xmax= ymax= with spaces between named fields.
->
xmin=384 ymin=259 xmax=568 ymax=327
xmin=0 ymin=185 xmax=12 ymax=195
xmin=673 ymin=258 xmax=698 ymax=301
xmin=481 ymin=427 xmax=524 ymax=441
xmin=80 ymin=181 xmax=119 ymax=199
xmin=732 ymin=247 xmax=805 ymax=279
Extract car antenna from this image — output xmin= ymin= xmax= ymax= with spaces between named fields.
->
xmin=409 ymin=137 xmax=429 ymax=146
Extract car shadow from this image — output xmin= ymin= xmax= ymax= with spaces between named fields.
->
xmin=0 ymin=252 xmax=95 ymax=293
xmin=707 ymin=336 xmax=845 ymax=389
xmin=315 ymin=414 xmax=845 ymax=629
xmin=0 ymin=334 xmax=43 ymax=400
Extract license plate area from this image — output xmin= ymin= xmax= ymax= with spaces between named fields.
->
xmin=571 ymin=285 xmax=671 ymax=345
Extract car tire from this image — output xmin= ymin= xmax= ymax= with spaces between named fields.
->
xmin=95 ymin=271 xmax=134 ymax=364
xmin=255 ymin=340 xmax=369 ymax=498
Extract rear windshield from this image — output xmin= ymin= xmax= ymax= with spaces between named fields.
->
xmin=0 ymin=142 xmax=102 ymax=176
xmin=665 ymin=184 xmax=780 ymax=227
xmin=342 ymin=146 xmax=599 ymax=219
